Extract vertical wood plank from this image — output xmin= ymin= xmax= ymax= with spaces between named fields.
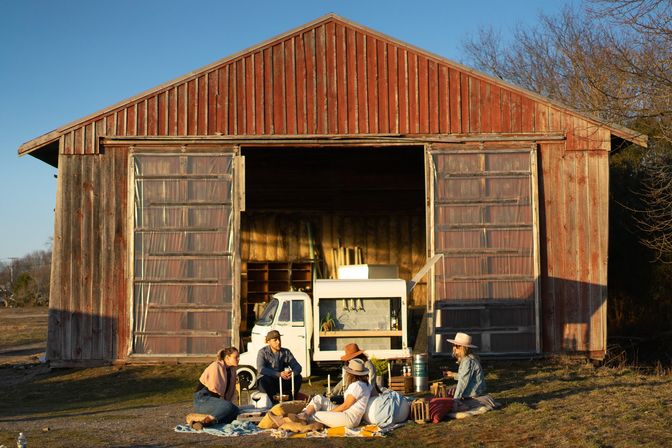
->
xmin=449 ymin=69 xmax=461 ymax=133
xmin=187 ymin=80 xmax=196 ymax=135
xmin=295 ymin=37 xmax=307 ymax=134
xmin=418 ymin=56 xmax=429 ymax=133
xmin=208 ymin=71 xmax=219 ymax=135
xmin=367 ymin=35 xmax=379 ymax=133
xmin=356 ymin=32 xmax=369 ymax=133
xmin=480 ymin=82 xmax=491 ymax=133
xmin=254 ymin=52 xmax=265 ymax=134
xmin=489 ymin=84 xmax=501 ymax=132
xmin=398 ymin=48 xmax=409 ymax=134
xmin=198 ymin=75 xmax=207 ymax=135
xmin=346 ymin=27 xmax=358 ymax=133
xmin=460 ymin=73 xmax=469 ymax=133
xmin=521 ymin=97 xmax=535 ymax=132
xmin=427 ymin=60 xmax=439 ymax=134
xmin=469 ymin=77 xmax=480 ymax=133
xmin=264 ymin=48 xmax=274 ymax=133
xmin=304 ymin=30 xmax=317 ymax=134
xmin=229 ymin=62 xmax=237 ymax=134
xmin=336 ymin=24 xmax=348 ymax=134
xmin=387 ymin=41 xmax=399 ymax=133
xmin=246 ymin=56 xmax=256 ymax=134
xmin=439 ymin=65 xmax=450 ymax=133
xmin=284 ymin=41 xmax=297 ymax=134
xmin=535 ymin=102 xmax=549 ymax=133
xmin=147 ymin=95 xmax=158 ymax=136
xmin=236 ymin=59 xmax=246 ymax=135
xmin=378 ymin=41 xmax=389 ymax=133
xmin=408 ymin=52 xmax=418 ymax=133
xmin=510 ymin=93 xmax=522 ymax=132
xmin=326 ymin=22 xmax=338 ymax=133
xmin=316 ymin=25 xmax=328 ymax=134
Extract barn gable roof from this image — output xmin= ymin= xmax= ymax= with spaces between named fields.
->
xmin=19 ymin=13 xmax=647 ymax=164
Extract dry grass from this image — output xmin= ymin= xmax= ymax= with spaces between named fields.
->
xmin=1 ymin=309 xmax=671 ymax=447
xmin=0 ymin=307 xmax=48 ymax=350
xmin=0 ymin=359 xmax=670 ymax=447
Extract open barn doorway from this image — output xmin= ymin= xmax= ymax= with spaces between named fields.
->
xmin=239 ymin=145 xmax=427 ymax=336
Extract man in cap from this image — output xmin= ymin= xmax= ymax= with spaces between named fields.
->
xmin=256 ymin=330 xmax=303 ymax=401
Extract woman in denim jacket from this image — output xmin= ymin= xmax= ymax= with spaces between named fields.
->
xmin=442 ymin=332 xmax=500 ymax=418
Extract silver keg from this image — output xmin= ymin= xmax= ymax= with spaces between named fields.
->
xmin=413 ymin=353 xmax=429 ymax=392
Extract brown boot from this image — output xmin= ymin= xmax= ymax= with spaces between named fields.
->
xmin=186 ymin=413 xmax=210 ymax=430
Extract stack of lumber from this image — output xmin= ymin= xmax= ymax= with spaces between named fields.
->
xmin=330 ymin=245 xmax=364 ymax=278
xmin=389 ymin=375 xmax=414 ymax=394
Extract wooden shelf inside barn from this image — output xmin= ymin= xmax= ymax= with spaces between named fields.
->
xmin=319 ymin=330 xmax=402 ymax=337
xmin=241 ymin=261 xmax=314 ymax=332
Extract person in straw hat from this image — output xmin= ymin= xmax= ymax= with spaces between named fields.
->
xmin=442 ymin=332 xmax=500 ymax=418
xmin=332 ymin=343 xmax=380 ymax=397
xmin=297 ymin=358 xmax=373 ymax=428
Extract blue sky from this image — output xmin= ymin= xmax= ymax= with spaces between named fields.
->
xmin=0 ymin=0 xmax=574 ymax=260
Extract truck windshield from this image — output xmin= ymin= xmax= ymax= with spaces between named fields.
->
xmin=256 ymin=299 xmax=279 ymax=326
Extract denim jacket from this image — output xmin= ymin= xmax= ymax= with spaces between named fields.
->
xmin=256 ymin=345 xmax=302 ymax=378
xmin=453 ymin=354 xmax=487 ymax=399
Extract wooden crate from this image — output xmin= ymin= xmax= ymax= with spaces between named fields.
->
xmin=389 ymin=375 xmax=414 ymax=394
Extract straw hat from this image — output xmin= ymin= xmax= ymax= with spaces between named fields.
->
xmin=343 ymin=358 xmax=369 ymax=376
xmin=446 ymin=332 xmax=478 ymax=348
xmin=340 ymin=343 xmax=366 ymax=361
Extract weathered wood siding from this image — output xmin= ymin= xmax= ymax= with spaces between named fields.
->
xmin=47 ymin=150 xmax=129 ymax=363
xmin=49 ymin=17 xmax=609 ymax=161
xmin=538 ymin=140 xmax=609 ymax=355
xmin=241 ymin=212 xmax=427 ymax=304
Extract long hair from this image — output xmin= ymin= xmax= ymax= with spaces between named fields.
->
xmin=217 ymin=346 xmax=239 ymax=361
xmin=345 ymin=372 xmax=369 ymax=386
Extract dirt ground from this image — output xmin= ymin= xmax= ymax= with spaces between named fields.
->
xmin=2 ymin=308 xmax=671 ymax=447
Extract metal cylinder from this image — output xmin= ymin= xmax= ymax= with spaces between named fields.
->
xmin=413 ymin=353 xmax=429 ymax=392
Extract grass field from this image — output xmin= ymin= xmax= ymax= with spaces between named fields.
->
xmin=1 ymin=308 xmax=671 ymax=447
xmin=0 ymin=307 xmax=48 ymax=350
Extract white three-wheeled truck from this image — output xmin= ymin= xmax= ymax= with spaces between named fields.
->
xmin=236 ymin=256 xmax=442 ymax=389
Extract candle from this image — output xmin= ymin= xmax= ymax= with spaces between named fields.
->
xmin=279 ymin=374 xmax=283 ymax=402
xmin=291 ymin=371 xmax=295 ymax=399
xmin=388 ymin=362 xmax=392 ymax=385
xmin=327 ymin=374 xmax=331 ymax=396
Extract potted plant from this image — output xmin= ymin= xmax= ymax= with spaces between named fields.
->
xmin=369 ymin=356 xmax=389 ymax=387
xmin=320 ymin=311 xmax=336 ymax=332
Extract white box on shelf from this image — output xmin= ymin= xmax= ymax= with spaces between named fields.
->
xmin=337 ymin=264 xmax=399 ymax=279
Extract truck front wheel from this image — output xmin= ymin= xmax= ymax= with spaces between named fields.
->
xmin=237 ymin=366 xmax=257 ymax=390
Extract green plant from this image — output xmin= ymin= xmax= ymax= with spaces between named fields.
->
xmin=320 ymin=311 xmax=336 ymax=331
xmin=369 ymin=356 xmax=389 ymax=376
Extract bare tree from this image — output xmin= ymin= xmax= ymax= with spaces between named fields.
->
xmin=463 ymin=0 xmax=672 ymax=259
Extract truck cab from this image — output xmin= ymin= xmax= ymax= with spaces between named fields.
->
xmin=237 ymin=291 xmax=313 ymax=390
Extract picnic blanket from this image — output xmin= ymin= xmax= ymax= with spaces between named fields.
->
xmin=175 ymin=419 xmax=262 ymax=437
xmin=270 ymin=423 xmax=406 ymax=438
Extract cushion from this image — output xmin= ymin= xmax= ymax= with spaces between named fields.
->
xmin=429 ymin=397 xmax=454 ymax=423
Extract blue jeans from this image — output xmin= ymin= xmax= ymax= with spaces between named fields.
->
xmin=193 ymin=389 xmax=239 ymax=424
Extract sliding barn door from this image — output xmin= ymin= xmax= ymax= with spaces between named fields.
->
xmin=430 ymin=146 xmax=540 ymax=355
xmin=131 ymin=151 xmax=240 ymax=356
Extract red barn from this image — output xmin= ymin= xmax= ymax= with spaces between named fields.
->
xmin=19 ymin=15 xmax=645 ymax=366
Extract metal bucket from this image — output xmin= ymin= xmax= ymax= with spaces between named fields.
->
xmin=413 ymin=353 xmax=429 ymax=392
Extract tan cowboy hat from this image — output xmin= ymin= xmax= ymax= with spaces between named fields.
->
xmin=446 ymin=332 xmax=478 ymax=348
xmin=343 ymin=358 xmax=369 ymax=376
xmin=340 ymin=343 xmax=366 ymax=361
